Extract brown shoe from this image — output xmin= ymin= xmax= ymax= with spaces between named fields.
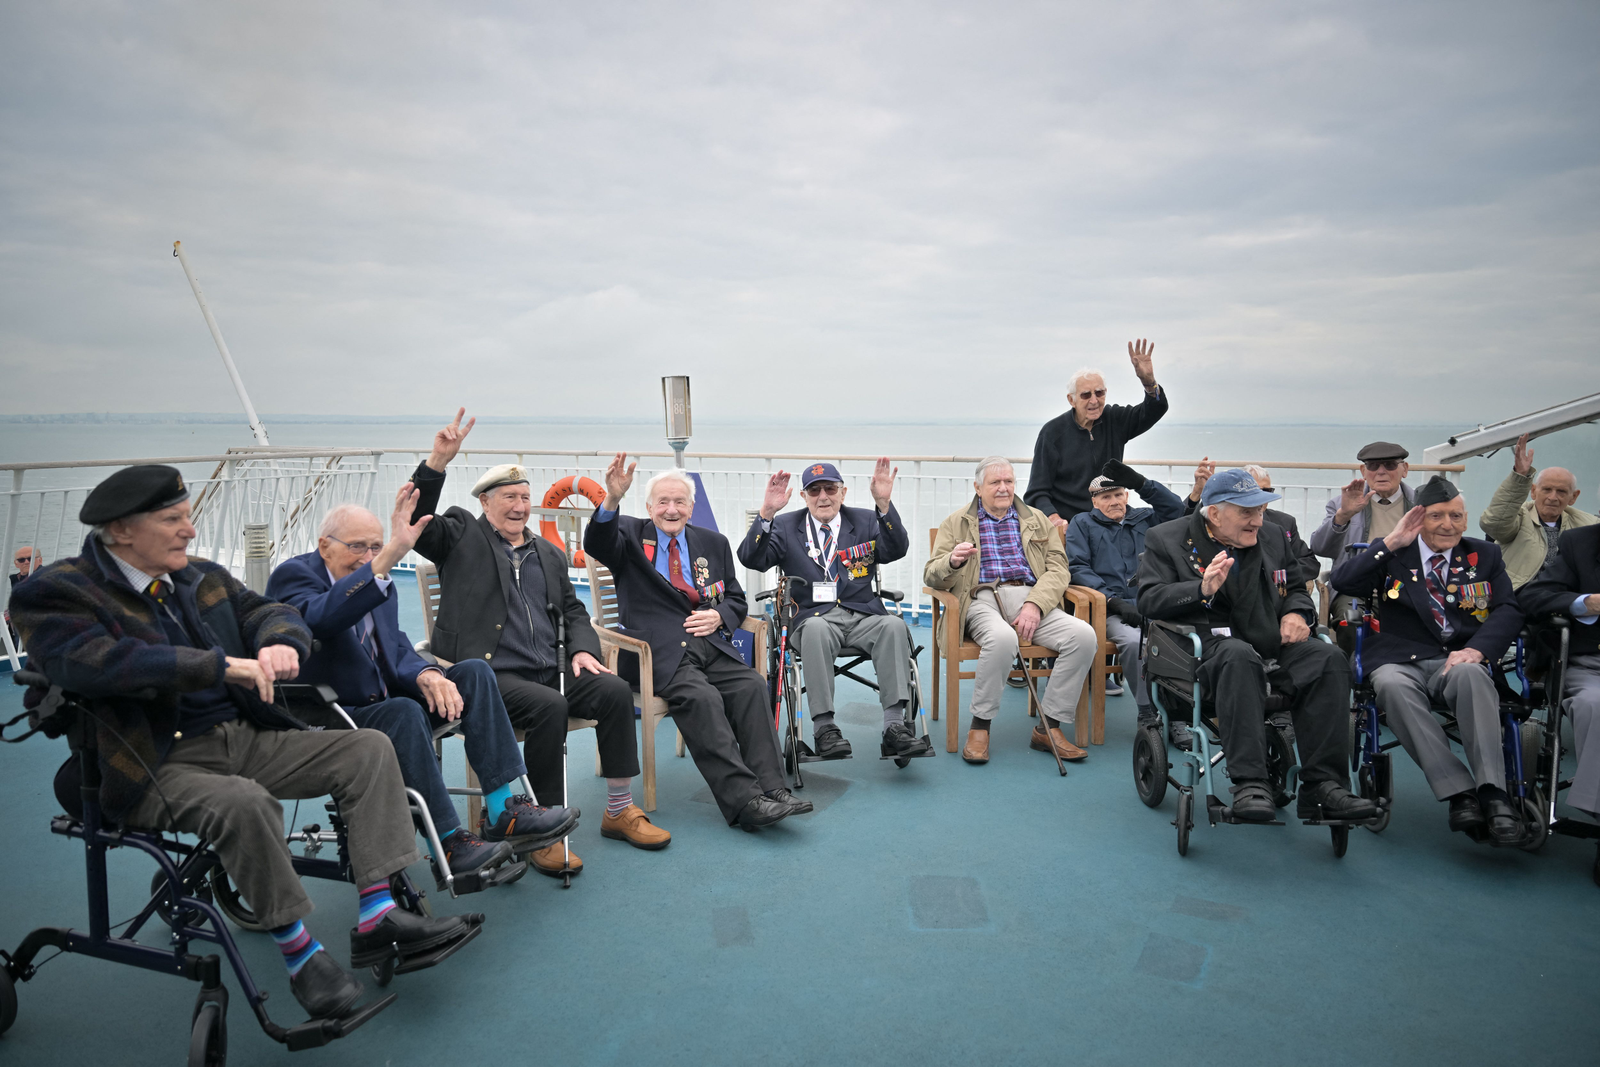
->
xmin=962 ymin=729 xmax=990 ymax=764
xmin=528 ymin=841 xmax=582 ymax=878
xmin=1031 ymin=724 xmax=1088 ymax=762
xmin=600 ymin=805 xmax=672 ymax=850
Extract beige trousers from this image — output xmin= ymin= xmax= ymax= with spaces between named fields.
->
xmin=964 ymin=585 xmax=1095 ymax=723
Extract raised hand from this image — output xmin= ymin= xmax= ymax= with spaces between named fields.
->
xmin=870 ymin=457 xmax=898 ymax=511
xmin=1334 ymin=477 xmax=1374 ymax=525
xmin=1128 ymin=339 xmax=1156 ymax=387
xmin=760 ymin=471 xmax=792 ymax=520
xmin=372 ymin=482 xmax=434 ymax=576
xmin=603 ymin=452 xmax=637 ymax=509
xmin=1513 ymin=433 xmax=1534 ymax=477
xmin=1383 ymin=505 xmax=1427 ymax=551
xmin=949 ymin=541 xmax=978 ymax=568
xmin=426 ymin=407 xmax=475 ymax=471
xmin=1201 ymin=550 xmax=1234 ymax=598
xmin=1189 ymin=457 xmax=1214 ymax=502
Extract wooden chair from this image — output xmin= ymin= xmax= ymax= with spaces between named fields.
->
xmin=922 ymin=529 xmax=1107 ymax=753
xmin=414 ymin=561 xmax=599 ymax=828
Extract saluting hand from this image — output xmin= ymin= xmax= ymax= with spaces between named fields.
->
xmin=760 ymin=471 xmax=792 ymax=520
xmin=427 ymin=407 xmax=475 ymax=471
xmin=1201 ymin=550 xmax=1234 ymax=598
xmin=603 ymin=453 xmax=637 ymax=510
xmin=1334 ymin=477 xmax=1374 ymax=525
xmin=870 ymin=457 xmax=897 ymax=512
xmin=1383 ymin=505 xmax=1427 ymax=551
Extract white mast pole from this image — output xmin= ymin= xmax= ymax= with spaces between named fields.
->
xmin=173 ymin=240 xmax=270 ymax=446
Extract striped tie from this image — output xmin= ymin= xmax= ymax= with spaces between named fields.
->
xmin=1422 ymin=554 xmax=1449 ymax=631
xmin=818 ymin=523 xmax=835 ymax=580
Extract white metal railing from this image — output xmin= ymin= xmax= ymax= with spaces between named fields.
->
xmin=1 ymin=445 xmax=1466 ymax=670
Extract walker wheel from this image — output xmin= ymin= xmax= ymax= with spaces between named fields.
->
xmin=0 ymin=964 xmax=17 ymax=1036
xmin=187 ymin=1000 xmax=227 ymax=1067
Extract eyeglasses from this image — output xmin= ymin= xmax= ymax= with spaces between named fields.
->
xmin=803 ymin=483 xmax=842 ymax=497
xmin=1363 ymin=460 xmax=1402 ymax=472
xmin=328 ymin=536 xmax=383 ymax=556
xmin=1076 ymin=389 xmax=1107 ymax=401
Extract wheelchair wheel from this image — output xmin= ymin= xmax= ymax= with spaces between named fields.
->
xmin=1175 ymin=791 xmax=1192 ymax=857
xmin=151 ymin=869 xmax=213 ymax=929
xmin=1358 ymin=759 xmax=1392 ymax=834
xmin=187 ymin=1001 xmax=226 ymax=1067
xmin=0 ymin=965 xmax=16 ymax=1036
xmin=1265 ymin=726 xmax=1296 ymax=808
xmin=372 ymin=954 xmax=397 ymax=987
xmin=1132 ymin=727 xmax=1168 ymax=808
xmin=1330 ymin=823 xmax=1349 ymax=858
xmin=1518 ymin=789 xmax=1548 ymax=854
xmin=207 ymin=866 xmax=264 ymax=933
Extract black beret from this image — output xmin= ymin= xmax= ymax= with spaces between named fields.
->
xmin=79 ymin=465 xmax=190 ymax=525
xmin=1356 ymin=441 xmax=1409 ymax=462
xmin=1417 ymin=475 xmax=1461 ymax=507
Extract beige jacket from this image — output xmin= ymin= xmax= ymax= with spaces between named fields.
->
xmin=924 ymin=497 xmax=1071 ymax=622
xmin=1479 ymin=468 xmax=1597 ymax=588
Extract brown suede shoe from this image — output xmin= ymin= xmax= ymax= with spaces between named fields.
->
xmin=528 ymin=842 xmax=582 ymax=878
xmin=600 ymin=804 xmax=672 ymax=850
xmin=962 ymin=729 xmax=990 ymax=764
xmin=1031 ymin=724 xmax=1088 ymax=762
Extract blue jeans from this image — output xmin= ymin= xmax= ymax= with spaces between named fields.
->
xmin=346 ymin=660 xmax=526 ymax=835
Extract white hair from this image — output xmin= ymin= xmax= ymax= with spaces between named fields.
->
xmin=320 ymin=503 xmax=378 ymax=539
xmin=1243 ymin=464 xmax=1270 ymax=484
xmin=92 ymin=524 xmax=115 ymax=546
xmin=1533 ymin=467 xmax=1576 ymax=490
xmin=974 ymin=456 xmax=1014 ymax=484
xmin=1069 ymin=367 xmax=1105 ymax=396
xmin=645 ymin=470 xmax=697 ymax=506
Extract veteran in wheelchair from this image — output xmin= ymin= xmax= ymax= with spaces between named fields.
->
xmin=1136 ymin=469 xmax=1376 ymax=834
xmin=6 ymin=465 xmax=479 ymax=1028
xmin=738 ymin=459 xmax=931 ymax=765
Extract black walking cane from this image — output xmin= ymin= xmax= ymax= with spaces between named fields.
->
xmin=1015 ymin=652 xmax=1068 ymax=777
xmin=549 ymin=601 xmax=578 ymax=889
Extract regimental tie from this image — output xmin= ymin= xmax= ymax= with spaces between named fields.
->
xmin=667 ymin=538 xmax=701 ymax=606
xmin=1423 ymin=553 xmax=1450 ymax=634
xmin=817 ymin=522 xmax=835 ymax=581
xmin=360 ymin=615 xmax=388 ymax=699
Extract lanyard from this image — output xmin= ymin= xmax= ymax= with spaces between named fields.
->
xmin=804 ymin=515 xmax=838 ymax=580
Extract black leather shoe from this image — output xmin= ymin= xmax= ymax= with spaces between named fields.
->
xmin=881 ymin=721 xmax=931 ymax=759
xmin=1297 ymin=780 xmax=1378 ymax=821
xmin=444 ymin=830 xmax=514 ymax=876
xmin=290 ymin=949 xmax=365 ymax=1019
xmin=813 ymin=723 xmax=852 ymax=759
xmin=1448 ymin=791 xmax=1484 ymax=832
xmin=350 ymin=907 xmax=470 ymax=968
xmin=735 ymin=793 xmax=791 ymax=831
xmin=1168 ymin=721 xmax=1194 ymax=752
xmin=1483 ymin=794 xmax=1521 ymax=844
xmin=766 ymin=787 xmax=814 ymax=815
xmin=1230 ymin=780 xmax=1276 ymax=822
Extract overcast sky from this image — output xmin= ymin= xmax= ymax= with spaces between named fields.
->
xmin=1 ymin=1 xmax=1595 ymax=426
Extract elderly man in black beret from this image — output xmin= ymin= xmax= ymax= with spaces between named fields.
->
xmin=10 ymin=465 xmax=476 ymax=1020
xmin=1331 ymin=476 xmax=1525 ymax=842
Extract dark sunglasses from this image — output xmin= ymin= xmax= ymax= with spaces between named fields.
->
xmin=1076 ymin=388 xmax=1107 ymax=401
xmin=1363 ymin=460 xmax=1403 ymax=472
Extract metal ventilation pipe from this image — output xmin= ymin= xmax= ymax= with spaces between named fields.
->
xmin=662 ymin=375 xmax=692 ymax=469
xmin=243 ymin=523 xmax=271 ymax=592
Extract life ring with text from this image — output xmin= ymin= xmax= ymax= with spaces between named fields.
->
xmin=541 ymin=476 xmax=606 ymax=566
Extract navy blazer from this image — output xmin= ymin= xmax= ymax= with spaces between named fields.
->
xmin=583 ymin=511 xmax=749 ymax=692
xmin=736 ymin=501 xmax=909 ymax=623
xmin=266 ymin=551 xmax=432 ymax=708
xmin=1330 ymin=535 xmax=1523 ymax=672
xmin=1520 ymin=525 xmax=1600 ymax=659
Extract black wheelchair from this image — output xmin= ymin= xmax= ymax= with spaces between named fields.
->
xmin=1131 ymin=621 xmax=1383 ymax=857
xmin=1522 ymin=616 xmax=1600 ymax=884
xmin=0 ymin=671 xmax=483 ymax=1063
xmin=757 ymin=574 xmax=934 ymax=788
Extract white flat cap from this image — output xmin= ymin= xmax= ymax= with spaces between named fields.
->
xmin=470 ymin=464 xmax=531 ymax=497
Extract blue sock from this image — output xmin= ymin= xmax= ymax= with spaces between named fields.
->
xmin=485 ymin=781 xmax=517 ymax=814
xmin=270 ymin=920 xmax=322 ymax=977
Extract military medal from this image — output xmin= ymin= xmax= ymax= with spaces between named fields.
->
xmin=1465 ymin=551 xmax=1478 ymax=580
xmin=1272 ymin=568 xmax=1288 ymax=596
xmin=699 ymin=579 xmax=726 ymax=604
xmin=1386 ymin=578 xmax=1402 ymax=599
xmin=838 ymin=540 xmax=876 ymax=580
xmin=693 ymin=556 xmax=711 ymax=590
xmin=642 ymin=534 xmax=656 ymax=563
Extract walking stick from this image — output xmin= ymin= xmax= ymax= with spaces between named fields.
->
xmin=1016 ymin=653 xmax=1067 ymax=777
xmin=550 ymin=601 xmax=576 ymax=889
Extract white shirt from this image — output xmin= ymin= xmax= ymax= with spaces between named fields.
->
xmin=112 ymin=553 xmax=171 ymax=595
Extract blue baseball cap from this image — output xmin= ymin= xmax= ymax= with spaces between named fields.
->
xmin=801 ymin=462 xmax=844 ymax=488
xmin=1199 ymin=468 xmax=1281 ymax=509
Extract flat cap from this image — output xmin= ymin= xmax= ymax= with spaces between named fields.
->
xmin=1087 ymin=475 xmax=1121 ymax=496
xmin=1356 ymin=441 xmax=1409 ymax=462
xmin=801 ymin=462 xmax=844 ymax=488
xmin=1417 ymin=475 xmax=1461 ymax=507
xmin=79 ymin=464 xmax=189 ymax=525
xmin=470 ymin=464 xmax=530 ymax=497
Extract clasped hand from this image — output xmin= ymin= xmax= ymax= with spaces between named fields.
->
xmin=224 ymin=646 xmax=301 ymax=702
xmin=684 ymin=609 xmax=723 ymax=637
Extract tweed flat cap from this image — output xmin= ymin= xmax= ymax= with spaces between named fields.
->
xmin=1087 ymin=476 xmax=1121 ymax=496
xmin=79 ymin=465 xmax=190 ymax=525
xmin=470 ymin=464 xmax=531 ymax=497
xmin=1356 ymin=441 xmax=1409 ymax=462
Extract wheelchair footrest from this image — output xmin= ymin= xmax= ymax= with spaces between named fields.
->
xmin=1301 ymin=799 xmax=1389 ymax=829
xmin=1551 ymin=817 xmax=1600 ymax=840
xmin=1205 ymin=795 xmax=1283 ymax=827
xmin=390 ymin=920 xmax=483 ymax=977
xmin=436 ymin=859 xmax=529 ymax=895
xmin=283 ymin=993 xmax=397 ymax=1051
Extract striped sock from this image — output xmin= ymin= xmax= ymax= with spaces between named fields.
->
xmin=606 ymin=781 xmax=632 ymax=818
xmin=270 ymin=920 xmax=323 ymax=977
xmin=356 ymin=883 xmax=397 ymax=933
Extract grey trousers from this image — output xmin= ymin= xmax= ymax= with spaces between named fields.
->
xmin=795 ymin=605 xmax=911 ymax=716
xmin=127 ymin=719 xmax=421 ymax=929
xmin=1104 ymin=615 xmax=1152 ymax=712
xmin=1371 ymin=657 xmax=1504 ymax=799
xmin=1562 ymin=652 xmax=1600 ymax=817
xmin=965 ymin=585 xmax=1096 ymax=724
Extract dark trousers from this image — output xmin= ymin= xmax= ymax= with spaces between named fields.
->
xmin=495 ymin=665 xmax=638 ymax=807
xmin=1198 ymin=636 xmax=1351 ymax=788
xmin=661 ymin=636 xmax=785 ymax=823
xmin=347 ymin=660 xmax=525 ymax=835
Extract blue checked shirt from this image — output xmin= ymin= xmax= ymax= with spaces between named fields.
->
xmin=977 ymin=506 xmax=1036 ymax=586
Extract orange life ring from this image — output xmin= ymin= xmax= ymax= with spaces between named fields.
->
xmin=541 ymin=475 xmax=606 ymax=566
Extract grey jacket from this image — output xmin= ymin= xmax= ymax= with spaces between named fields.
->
xmin=1309 ymin=481 xmax=1416 ymax=562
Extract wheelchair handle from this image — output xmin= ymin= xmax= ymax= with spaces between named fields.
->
xmin=13 ymin=670 xmax=51 ymax=689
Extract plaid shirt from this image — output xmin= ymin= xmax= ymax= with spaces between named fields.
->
xmin=977 ymin=506 xmax=1036 ymax=585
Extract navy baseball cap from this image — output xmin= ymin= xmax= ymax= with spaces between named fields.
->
xmin=801 ymin=462 xmax=844 ymax=488
xmin=1199 ymin=468 xmax=1281 ymax=509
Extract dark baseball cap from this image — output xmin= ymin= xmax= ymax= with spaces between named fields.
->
xmin=801 ymin=462 xmax=844 ymax=488
xmin=1356 ymin=441 xmax=1409 ymax=462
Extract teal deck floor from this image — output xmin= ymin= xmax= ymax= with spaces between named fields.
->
xmin=2 ymin=572 xmax=1597 ymax=1065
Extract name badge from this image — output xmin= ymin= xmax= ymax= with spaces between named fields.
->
xmin=813 ymin=582 xmax=837 ymax=603
xmin=1210 ymin=627 xmax=1233 ymax=637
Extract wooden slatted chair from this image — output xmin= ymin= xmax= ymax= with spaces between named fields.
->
xmin=923 ymin=529 xmax=1108 ymax=753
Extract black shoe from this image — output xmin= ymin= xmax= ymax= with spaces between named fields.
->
xmin=443 ymin=830 xmax=513 ymax=876
xmin=1230 ymin=780 xmax=1276 ymax=822
xmin=1136 ymin=709 xmax=1160 ymax=729
xmin=881 ymin=721 xmax=931 ymax=759
xmin=813 ymin=723 xmax=853 ymax=759
xmin=350 ymin=907 xmax=471 ymax=969
xmin=479 ymin=795 xmax=579 ymax=844
xmin=735 ymin=793 xmax=792 ymax=831
xmin=1297 ymin=780 xmax=1378 ymax=821
xmin=1168 ymin=721 xmax=1193 ymax=751
xmin=766 ymin=787 xmax=814 ymax=815
xmin=1448 ymin=791 xmax=1485 ymax=832
xmin=1483 ymin=794 xmax=1521 ymax=844
xmin=290 ymin=949 xmax=365 ymax=1019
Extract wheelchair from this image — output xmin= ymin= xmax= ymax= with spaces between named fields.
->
xmin=0 ymin=670 xmax=483 ymax=1063
xmin=756 ymin=574 xmax=934 ymax=789
xmin=1523 ymin=616 xmax=1600 ymax=885
xmin=1131 ymin=620 xmax=1382 ymax=857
